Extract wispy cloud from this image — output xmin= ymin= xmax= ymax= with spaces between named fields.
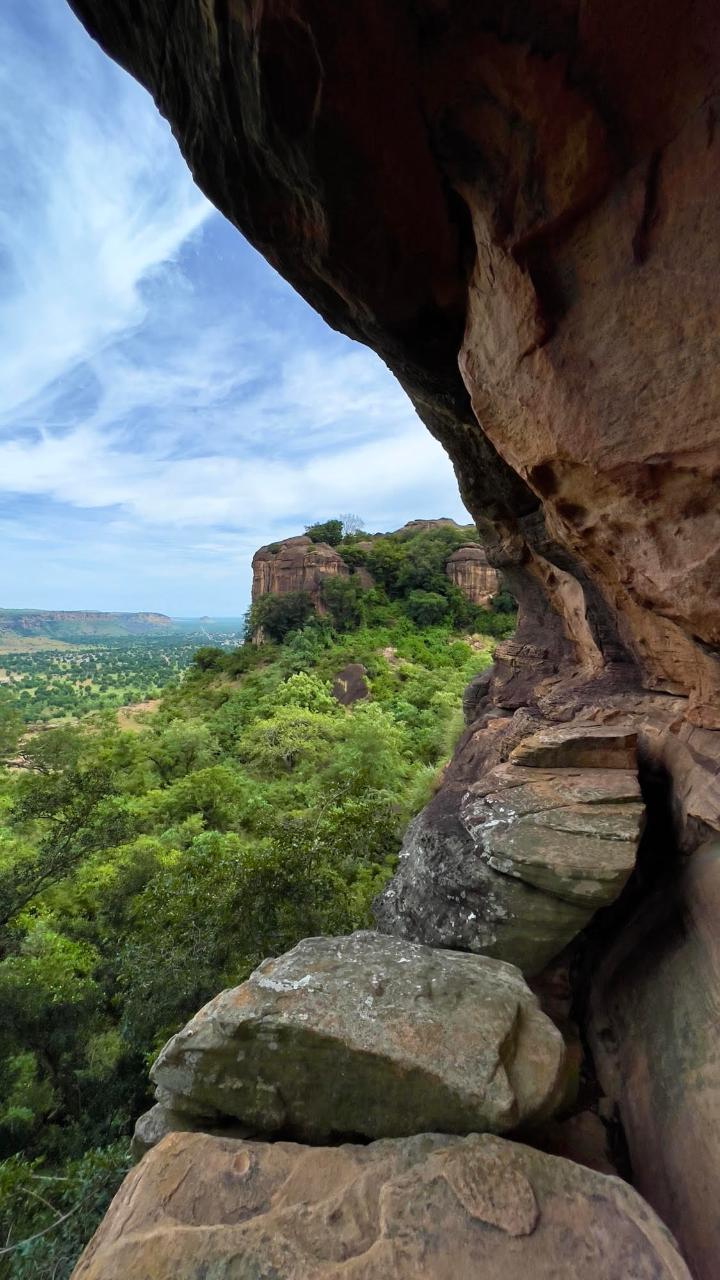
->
xmin=0 ymin=1 xmax=210 ymax=425
xmin=0 ymin=0 xmax=468 ymax=614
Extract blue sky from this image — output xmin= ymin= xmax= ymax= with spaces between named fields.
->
xmin=0 ymin=0 xmax=469 ymax=616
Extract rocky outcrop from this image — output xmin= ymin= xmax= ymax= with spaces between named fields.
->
xmin=251 ymin=535 xmax=348 ymax=609
xmin=375 ymin=734 xmax=644 ymax=975
xmin=588 ymin=840 xmax=720 ymax=1280
xmin=63 ymin=4 xmax=720 ymax=1274
xmin=445 ymin=544 xmax=499 ymax=605
xmin=66 ymin=0 xmax=720 ymax=726
xmin=73 ymin=1130 xmax=691 ymax=1280
xmin=331 ymin=662 xmax=369 ymax=705
xmin=142 ymin=932 xmax=567 ymax=1144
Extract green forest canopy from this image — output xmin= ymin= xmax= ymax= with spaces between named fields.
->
xmin=0 ymin=523 xmax=514 ymax=1278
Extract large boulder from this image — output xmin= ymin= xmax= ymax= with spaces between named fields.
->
xmin=588 ymin=840 xmax=720 ymax=1280
xmin=144 ymin=932 xmax=568 ymax=1143
xmin=72 ymin=1130 xmax=691 ymax=1280
xmin=375 ymin=756 xmax=643 ymax=975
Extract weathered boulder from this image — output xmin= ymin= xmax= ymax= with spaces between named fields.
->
xmin=72 ymin=1130 xmax=691 ymax=1280
xmin=445 ymin=543 xmax=499 ymax=605
xmin=331 ymin=662 xmax=369 ymax=705
xmin=147 ymin=932 xmax=567 ymax=1141
xmin=130 ymin=1102 xmax=253 ymax=1160
xmin=375 ymin=759 xmax=643 ymax=975
xmin=588 ymin=840 xmax=720 ymax=1280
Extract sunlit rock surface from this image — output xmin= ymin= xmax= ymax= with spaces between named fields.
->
xmin=72 ymin=1130 xmax=691 ymax=1280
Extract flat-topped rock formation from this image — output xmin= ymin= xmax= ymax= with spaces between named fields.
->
xmin=445 ymin=544 xmax=499 ymax=606
xmin=251 ymin=535 xmax=348 ymax=609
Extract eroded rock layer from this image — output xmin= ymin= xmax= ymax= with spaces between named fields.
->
xmin=72 ymin=1130 xmax=691 ymax=1280
xmin=251 ymin=535 xmax=348 ymax=609
xmin=375 ymin=726 xmax=644 ymax=975
xmin=588 ymin=841 xmax=720 ymax=1280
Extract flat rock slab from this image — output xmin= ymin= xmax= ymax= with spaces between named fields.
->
xmin=147 ymin=931 xmax=567 ymax=1142
xmin=510 ymin=724 xmax=638 ymax=769
xmin=375 ymin=764 xmax=643 ymax=975
xmin=72 ymin=1130 xmax=691 ymax=1280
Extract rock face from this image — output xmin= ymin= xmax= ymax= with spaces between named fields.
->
xmin=375 ymin=744 xmax=644 ymax=975
xmin=445 ymin=544 xmax=499 ymax=605
xmin=66 ymin=0 xmax=720 ymax=726
xmin=72 ymin=1130 xmax=691 ymax=1280
xmin=62 ymin=5 xmax=720 ymax=1275
xmin=145 ymin=932 xmax=567 ymax=1143
xmin=331 ymin=662 xmax=369 ymax=705
xmin=588 ymin=840 xmax=720 ymax=1280
xmin=251 ymin=535 xmax=348 ymax=610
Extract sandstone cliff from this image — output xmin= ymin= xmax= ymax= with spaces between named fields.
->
xmin=64 ymin=2 xmax=720 ymax=1275
xmin=251 ymin=535 xmax=348 ymax=611
xmin=445 ymin=545 xmax=499 ymax=606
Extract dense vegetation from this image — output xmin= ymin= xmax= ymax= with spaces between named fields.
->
xmin=0 ymin=633 xmax=245 ymax=725
xmin=0 ymin=525 xmax=514 ymax=1277
xmin=250 ymin=521 xmax=515 ymax=643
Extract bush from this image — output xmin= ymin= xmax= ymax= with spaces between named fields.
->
xmin=0 ymin=1142 xmax=131 ymax=1280
xmin=305 ymin=519 xmax=343 ymax=546
xmin=320 ymin=577 xmax=366 ymax=631
xmin=191 ymin=646 xmax=225 ymax=673
xmin=404 ymin=590 xmax=450 ymax=626
xmin=246 ymin=592 xmax=315 ymax=643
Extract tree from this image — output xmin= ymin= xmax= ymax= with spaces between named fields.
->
xmin=404 ymin=590 xmax=450 ymax=626
xmin=191 ymin=646 xmax=225 ymax=673
xmin=339 ymin=513 xmax=365 ymax=537
xmin=1 ymin=768 xmax=130 ymax=930
xmin=304 ymin=519 xmax=343 ymax=546
xmin=0 ymin=688 xmax=23 ymax=764
xmin=247 ymin=592 xmax=315 ymax=643
xmin=320 ymin=577 xmax=366 ymax=631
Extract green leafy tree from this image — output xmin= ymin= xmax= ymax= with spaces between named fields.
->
xmin=0 ymin=689 xmax=23 ymax=764
xmin=404 ymin=589 xmax=450 ymax=626
xmin=320 ymin=576 xmax=366 ymax=631
xmin=1 ymin=769 xmax=130 ymax=931
xmin=191 ymin=646 xmax=225 ymax=673
xmin=305 ymin=519 xmax=343 ymax=546
xmin=247 ymin=592 xmax=316 ymax=643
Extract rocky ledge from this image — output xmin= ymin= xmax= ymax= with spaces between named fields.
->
xmin=73 ymin=1130 xmax=691 ymax=1280
xmin=375 ymin=728 xmax=644 ymax=975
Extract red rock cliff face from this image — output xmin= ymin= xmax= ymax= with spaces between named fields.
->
xmin=66 ymin=0 xmax=720 ymax=728
xmin=445 ymin=545 xmax=499 ymax=605
xmin=64 ymin=3 xmax=720 ymax=1274
xmin=251 ymin=535 xmax=348 ymax=610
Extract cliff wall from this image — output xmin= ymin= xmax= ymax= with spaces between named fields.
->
xmin=445 ymin=545 xmax=498 ymax=606
xmin=63 ymin=3 xmax=720 ymax=1275
xmin=251 ymin=535 xmax=348 ymax=611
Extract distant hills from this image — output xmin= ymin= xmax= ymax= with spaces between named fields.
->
xmin=0 ymin=610 xmax=249 ymax=651
xmin=0 ymin=609 xmax=175 ymax=645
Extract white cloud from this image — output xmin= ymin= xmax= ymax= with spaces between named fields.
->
xmin=0 ymin=1 xmax=469 ymax=614
xmin=0 ymin=0 xmax=210 ymax=423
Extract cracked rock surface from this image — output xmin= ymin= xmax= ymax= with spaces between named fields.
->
xmin=72 ymin=1130 xmax=691 ymax=1280
xmin=142 ymin=932 xmax=567 ymax=1144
